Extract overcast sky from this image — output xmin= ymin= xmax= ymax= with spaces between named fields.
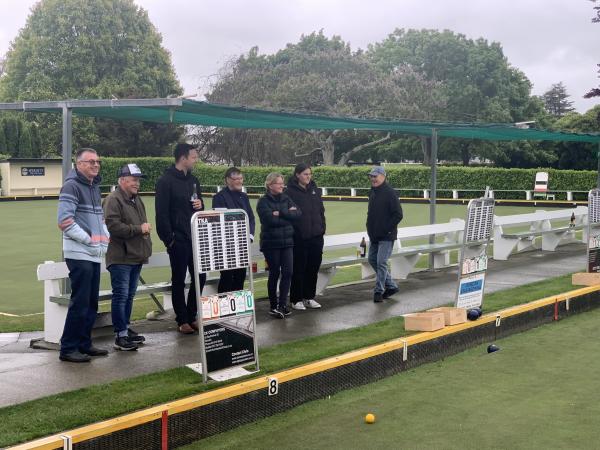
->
xmin=1 ymin=0 xmax=599 ymax=113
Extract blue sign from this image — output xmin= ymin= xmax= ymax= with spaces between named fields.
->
xmin=21 ymin=167 xmax=45 ymax=176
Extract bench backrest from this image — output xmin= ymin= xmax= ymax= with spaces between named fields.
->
xmin=494 ymin=206 xmax=587 ymax=227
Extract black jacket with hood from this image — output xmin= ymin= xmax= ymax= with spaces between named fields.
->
xmin=285 ymin=177 xmax=325 ymax=241
xmin=155 ymin=165 xmax=204 ymax=247
xmin=366 ymin=181 xmax=403 ymax=242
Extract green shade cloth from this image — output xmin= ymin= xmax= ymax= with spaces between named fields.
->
xmin=24 ymin=99 xmax=600 ymax=143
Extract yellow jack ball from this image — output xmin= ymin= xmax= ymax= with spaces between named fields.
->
xmin=365 ymin=413 xmax=375 ymax=424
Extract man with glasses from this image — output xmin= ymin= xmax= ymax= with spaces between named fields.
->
xmin=57 ymin=148 xmax=110 ymax=362
xmin=366 ymin=166 xmax=403 ymax=303
xmin=212 ymin=167 xmax=256 ymax=292
xmin=103 ymin=164 xmax=152 ymax=351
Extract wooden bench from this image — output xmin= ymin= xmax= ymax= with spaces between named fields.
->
xmin=492 ymin=206 xmax=587 ymax=260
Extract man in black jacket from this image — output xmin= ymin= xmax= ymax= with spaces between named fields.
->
xmin=155 ymin=143 xmax=206 ymax=334
xmin=212 ymin=167 xmax=256 ymax=293
xmin=366 ymin=166 xmax=403 ymax=303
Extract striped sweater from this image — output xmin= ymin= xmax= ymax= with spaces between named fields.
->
xmin=57 ymin=169 xmax=109 ymax=262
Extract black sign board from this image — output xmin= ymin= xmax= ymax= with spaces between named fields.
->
xmin=21 ymin=167 xmax=45 ymax=176
xmin=204 ymin=321 xmax=255 ymax=372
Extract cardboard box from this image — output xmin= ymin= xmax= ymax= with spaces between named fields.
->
xmin=404 ymin=312 xmax=445 ymax=332
xmin=427 ymin=307 xmax=467 ymax=326
xmin=572 ymin=272 xmax=600 ymax=286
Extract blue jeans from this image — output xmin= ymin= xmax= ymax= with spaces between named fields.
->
xmin=368 ymin=240 xmax=398 ymax=294
xmin=60 ymin=259 xmax=100 ymax=355
xmin=108 ymin=264 xmax=142 ymax=337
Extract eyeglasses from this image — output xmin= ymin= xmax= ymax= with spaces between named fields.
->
xmin=270 ymin=182 xmax=284 ymax=185
xmin=79 ymin=159 xmax=102 ymax=166
xmin=228 ymin=176 xmax=244 ymax=181
xmin=368 ymin=175 xmax=378 ymax=178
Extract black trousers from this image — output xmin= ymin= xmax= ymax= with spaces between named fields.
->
xmin=263 ymin=247 xmax=293 ymax=309
xmin=217 ymin=268 xmax=247 ymax=293
xmin=290 ymin=236 xmax=324 ymax=304
xmin=167 ymin=240 xmax=206 ymax=326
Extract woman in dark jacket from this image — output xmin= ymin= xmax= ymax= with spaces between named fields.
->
xmin=256 ymin=172 xmax=301 ymax=318
xmin=286 ymin=163 xmax=326 ymax=310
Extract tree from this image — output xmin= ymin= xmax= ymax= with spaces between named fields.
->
xmin=551 ymin=105 xmax=600 ymax=170
xmin=543 ymin=82 xmax=575 ymax=117
xmin=0 ymin=0 xmax=183 ymax=157
xmin=204 ymin=32 xmax=446 ymax=165
xmin=368 ymin=29 xmax=539 ymax=165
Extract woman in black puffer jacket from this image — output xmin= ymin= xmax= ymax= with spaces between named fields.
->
xmin=286 ymin=163 xmax=326 ymax=311
xmin=256 ymin=172 xmax=301 ymax=319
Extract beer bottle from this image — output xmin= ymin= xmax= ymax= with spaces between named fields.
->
xmin=360 ymin=237 xmax=367 ymax=257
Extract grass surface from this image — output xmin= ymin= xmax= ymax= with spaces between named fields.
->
xmin=0 ymin=198 xmax=550 ymax=328
xmin=182 ymin=305 xmax=600 ymax=450
xmin=0 ymin=273 xmax=577 ymax=447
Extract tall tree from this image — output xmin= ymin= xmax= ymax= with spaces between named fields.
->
xmin=204 ymin=31 xmax=446 ymax=165
xmin=0 ymin=0 xmax=183 ymax=157
xmin=368 ymin=29 xmax=539 ymax=165
xmin=543 ymin=82 xmax=575 ymax=117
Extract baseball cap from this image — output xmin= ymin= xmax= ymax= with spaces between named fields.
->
xmin=368 ymin=166 xmax=386 ymax=177
xmin=117 ymin=163 xmax=145 ymax=178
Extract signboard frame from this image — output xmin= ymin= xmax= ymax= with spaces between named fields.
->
xmin=455 ymin=197 xmax=495 ymax=310
xmin=190 ymin=209 xmax=259 ymax=382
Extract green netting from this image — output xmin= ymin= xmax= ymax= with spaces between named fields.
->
xmin=26 ymin=99 xmax=600 ymax=143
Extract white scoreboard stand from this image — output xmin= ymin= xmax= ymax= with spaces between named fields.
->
xmin=587 ymin=189 xmax=600 ymax=273
xmin=455 ymin=197 xmax=495 ymax=310
xmin=189 ymin=209 xmax=260 ymax=383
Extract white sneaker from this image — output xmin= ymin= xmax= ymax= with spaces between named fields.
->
xmin=303 ymin=299 xmax=322 ymax=309
xmin=292 ymin=302 xmax=307 ymax=310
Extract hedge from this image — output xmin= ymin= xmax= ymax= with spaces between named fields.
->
xmin=99 ymin=158 xmax=598 ymax=200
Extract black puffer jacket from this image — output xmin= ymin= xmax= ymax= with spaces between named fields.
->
xmin=256 ymin=192 xmax=301 ymax=251
xmin=285 ymin=177 xmax=326 ymax=240
xmin=366 ymin=182 xmax=403 ymax=242
xmin=155 ymin=165 xmax=204 ymax=246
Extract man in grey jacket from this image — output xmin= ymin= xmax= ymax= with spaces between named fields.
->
xmin=57 ymin=148 xmax=110 ymax=362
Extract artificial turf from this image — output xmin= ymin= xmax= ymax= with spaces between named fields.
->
xmin=182 ymin=300 xmax=600 ymax=450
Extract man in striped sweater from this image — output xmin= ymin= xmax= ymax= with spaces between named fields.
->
xmin=57 ymin=148 xmax=110 ymax=362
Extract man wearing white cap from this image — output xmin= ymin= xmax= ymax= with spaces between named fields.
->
xmin=366 ymin=166 xmax=403 ymax=303
xmin=103 ymin=163 xmax=153 ymax=351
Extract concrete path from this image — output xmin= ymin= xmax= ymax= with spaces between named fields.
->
xmin=0 ymin=244 xmax=586 ymax=408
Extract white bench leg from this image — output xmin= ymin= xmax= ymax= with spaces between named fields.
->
xmin=316 ymin=267 xmax=338 ymax=295
xmin=44 ymin=279 xmax=67 ymax=344
xmin=493 ymin=227 xmax=519 ymax=260
xmin=517 ymin=237 xmax=537 ymax=253
xmin=432 ymin=251 xmax=450 ymax=269
xmin=390 ymin=254 xmax=419 ymax=279
xmin=360 ymin=262 xmax=375 ymax=279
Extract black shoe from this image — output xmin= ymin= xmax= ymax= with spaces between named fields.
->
xmin=269 ymin=308 xmax=285 ymax=319
xmin=373 ymin=292 xmax=383 ymax=303
xmin=127 ymin=328 xmax=146 ymax=344
xmin=114 ymin=336 xmax=138 ymax=351
xmin=383 ymin=287 xmax=399 ymax=299
xmin=81 ymin=346 xmax=108 ymax=357
xmin=59 ymin=351 xmax=91 ymax=363
xmin=280 ymin=306 xmax=292 ymax=316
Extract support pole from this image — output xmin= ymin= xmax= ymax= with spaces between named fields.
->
xmin=597 ymin=142 xmax=600 ymax=189
xmin=428 ymin=129 xmax=438 ymax=270
xmin=61 ymin=105 xmax=72 ymax=181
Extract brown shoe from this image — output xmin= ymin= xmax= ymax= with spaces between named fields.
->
xmin=178 ymin=323 xmax=195 ymax=334
xmin=190 ymin=321 xmax=199 ymax=331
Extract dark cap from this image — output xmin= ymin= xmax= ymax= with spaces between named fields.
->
xmin=117 ymin=163 xmax=145 ymax=178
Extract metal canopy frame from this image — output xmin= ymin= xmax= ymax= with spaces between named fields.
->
xmin=1 ymin=97 xmax=599 ymax=232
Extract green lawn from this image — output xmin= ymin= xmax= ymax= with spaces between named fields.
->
xmin=182 ymin=304 xmax=600 ymax=450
